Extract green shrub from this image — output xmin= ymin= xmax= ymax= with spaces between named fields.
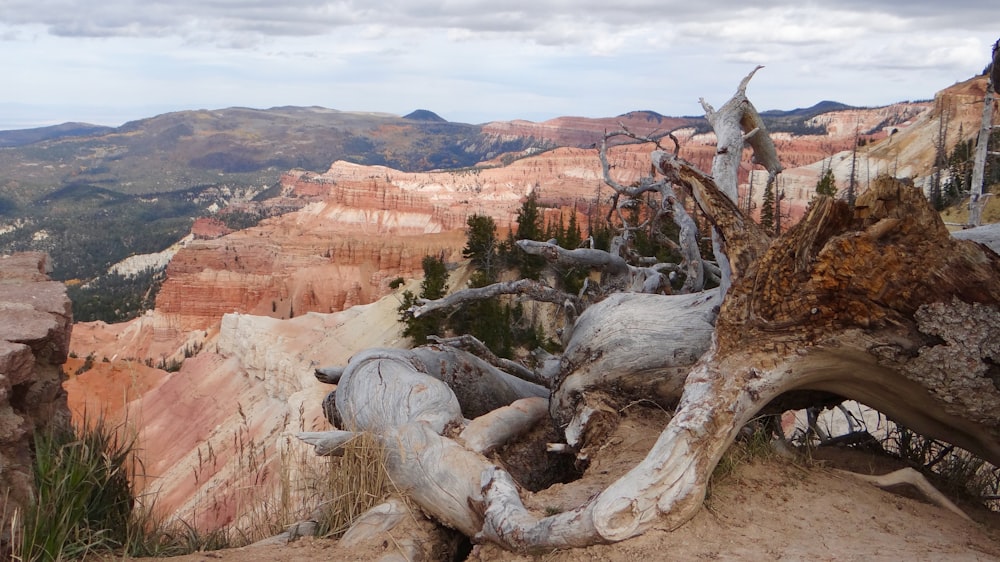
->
xmin=19 ymin=415 xmax=137 ymax=560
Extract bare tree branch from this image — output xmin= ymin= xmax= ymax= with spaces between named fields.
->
xmin=430 ymin=334 xmax=553 ymax=388
xmin=410 ymin=278 xmax=579 ymax=318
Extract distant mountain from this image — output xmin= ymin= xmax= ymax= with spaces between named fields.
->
xmin=403 ymin=109 xmax=446 ymax=122
xmin=0 ymin=96 xmax=934 ymax=303
xmin=0 ymin=122 xmax=113 ymax=148
xmin=0 ymin=106 xmax=540 ymax=201
xmin=0 ymin=106 xmax=544 ymax=284
xmin=616 ymin=110 xmax=669 ymax=122
xmin=760 ymin=100 xmax=855 ymax=119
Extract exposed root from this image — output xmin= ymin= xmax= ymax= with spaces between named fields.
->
xmin=835 ymin=467 xmax=972 ymax=522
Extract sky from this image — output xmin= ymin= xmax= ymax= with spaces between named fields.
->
xmin=1 ymin=1 xmax=997 ymax=130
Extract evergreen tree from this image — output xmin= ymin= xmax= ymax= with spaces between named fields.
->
xmin=516 ymin=191 xmax=543 ymax=242
xmin=451 ymin=216 xmax=512 ymax=355
xmin=461 ymin=278 xmax=512 ymax=357
xmin=815 ymin=167 xmax=837 ymax=198
xmin=398 ymin=254 xmax=449 ymax=345
xmin=463 ymin=214 xmax=501 ymax=282
xmin=513 ymin=191 xmax=545 ymax=279
xmin=760 ymin=181 xmax=775 ymax=234
xmin=944 ymin=138 xmax=975 ymax=205
xmin=419 ymin=254 xmax=448 ymax=301
xmin=564 ymin=209 xmax=582 ymax=249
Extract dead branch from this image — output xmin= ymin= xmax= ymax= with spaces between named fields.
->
xmin=835 ymin=468 xmax=971 ymax=521
xmin=429 ymin=334 xmax=552 ymax=387
xmin=410 ymin=278 xmax=579 ymax=319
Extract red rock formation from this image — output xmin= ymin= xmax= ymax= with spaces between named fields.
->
xmin=482 ymin=112 xmax=701 ymax=148
xmin=64 ymin=357 xmax=168 ymax=423
xmin=153 ymin=146 xmax=659 ymax=334
xmin=0 ymin=253 xmax=72 ymax=519
xmin=191 ymin=217 xmax=234 ymax=240
xmin=745 ymin=77 xmax=991 ymax=228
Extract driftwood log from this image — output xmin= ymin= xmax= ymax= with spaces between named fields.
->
xmin=301 ymin=70 xmax=1000 ymax=554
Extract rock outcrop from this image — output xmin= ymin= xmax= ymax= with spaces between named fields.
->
xmin=152 ymin=146 xmax=652 ymax=334
xmin=68 ymin=276 xmax=426 ymax=531
xmin=482 ymin=111 xmax=701 ymax=149
xmin=748 ymin=77 xmax=995 ymax=227
xmin=0 ymin=253 xmax=72 ymax=517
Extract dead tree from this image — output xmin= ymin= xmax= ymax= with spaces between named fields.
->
xmin=969 ymin=49 xmax=996 ymax=227
xmin=301 ymin=69 xmax=1000 ymax=554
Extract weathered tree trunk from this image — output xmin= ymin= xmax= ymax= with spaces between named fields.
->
xmin=969 ymin=76 xmax=995 ymax=227
xmin=302 ymin=71 xmax=1000 ymax=555
xmin=475 ymin=175 xmax=1000 ymax=552
xmin=697 ymin=65 xmax=781 ymax=297
xmin=303 ymin=346 xmax=549 ymax=538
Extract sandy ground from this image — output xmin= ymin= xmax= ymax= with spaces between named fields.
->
xmin=137 ymin=407 xmax=1000 ymax=562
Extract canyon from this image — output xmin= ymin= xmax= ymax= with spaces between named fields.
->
xmin=53 ymin=75 xmax=996 ymax=537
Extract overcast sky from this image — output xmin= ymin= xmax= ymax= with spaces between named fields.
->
xmin=1 ymin=1 xmax=997 ymax=130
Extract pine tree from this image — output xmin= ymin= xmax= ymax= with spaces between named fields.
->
xmin=513 ymin=191 xmax=545 ymax=279
xmin=760 ymin=180 xmax=775 ymax=234
xmin=815 ymin=166 xmax=837 ymax=198
xmin=398 ymin=254 xmax=449 ymax=345
xmin=564 ymin=209 xmax=582 ymax=249
xmin=843 ymin=122 xmax=862 ymax=205
xmin=463 ymin=214 xmax=501 ymax=282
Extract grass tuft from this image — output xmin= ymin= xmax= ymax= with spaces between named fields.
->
xmin=17 ymin=414 xmax=137 ymax=561
xmin=711 ymin=418 xmax=777 ymax=485
xmin=316 ymin=431 xmax=393 ymax=538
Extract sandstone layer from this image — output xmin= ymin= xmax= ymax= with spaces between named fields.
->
xmin=749 ymin=77 xmax=994 ymax=226
xmin=152 ymin=145 xmax=653 ymax=335
xmin=0 ymin=252 xmax=72 ymax=517
xmin=69 ymin=276 xmax=429 ymax=530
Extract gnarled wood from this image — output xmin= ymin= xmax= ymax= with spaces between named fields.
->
xmin=475 ymin=178 xmax=1000 ymax=551
xmin=652 ymin=150 xmax=770 ymax=284
xmin=304 ymin=70 xmax=1000 ymax=556
xmin=460 ymin=397 xmax=549 ymax=454
xmin=836 ymin=468 xmax=971 ymax=522
xmin=551 ymin=290 xmax=719 ymax=436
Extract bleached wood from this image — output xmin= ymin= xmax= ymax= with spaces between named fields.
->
xmin=303 ymin=72 xmax=1000 ymax=556
xmin=835 ymin=468 xmax=971 ymax=522
xmin=430 ymin=334 xmax=552 ymax=387
xmin=516 ymin=240 xmax=629 ymax=276
xmin=460 ymin=397 xmax=549 ymax=453
xmin=968 ymin=82 xmax=994 ymax=226
xmin=517 ymin=240 xmax=669 ymax=295
xmin=334 ymin=348 xmax=463 ymax=434
xmin=411 ymin=279 xmax=577 ymax=318
xmin=296 ymin=430 xmax=357 ymax=456
xmin=338 ymin=498 xmax=409 ymax=548
xmin=596 ymin=129 xmax=707 ymax=294
xmin=552 ymin=290 xmax=719 ymax=430
xmin=699 ymin=66 xmax=782 ymax=202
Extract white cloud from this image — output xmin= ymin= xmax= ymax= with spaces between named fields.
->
xmin=0 ymin=2 xmax=997 ymax=129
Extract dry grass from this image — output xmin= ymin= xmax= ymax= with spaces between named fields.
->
xmin=315 ymin=432 xmax=394 ymax=538
xmin=709 ymin=419 xmax=778 ymax=497
xmin=180 ymin=424 xmax=394 ymax=549
xmin=940 ymin=183 xmax=1000 ymax=227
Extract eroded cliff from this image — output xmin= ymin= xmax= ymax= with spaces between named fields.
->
xmin=0 ymin=253 xmax=72 ymax=518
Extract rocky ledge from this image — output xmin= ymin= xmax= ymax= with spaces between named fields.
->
xmin=0 ymin=252 xmax=72 ymax=516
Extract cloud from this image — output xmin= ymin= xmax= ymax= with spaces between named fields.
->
xmin=0 ymin=1 xmax=997 ymax=129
